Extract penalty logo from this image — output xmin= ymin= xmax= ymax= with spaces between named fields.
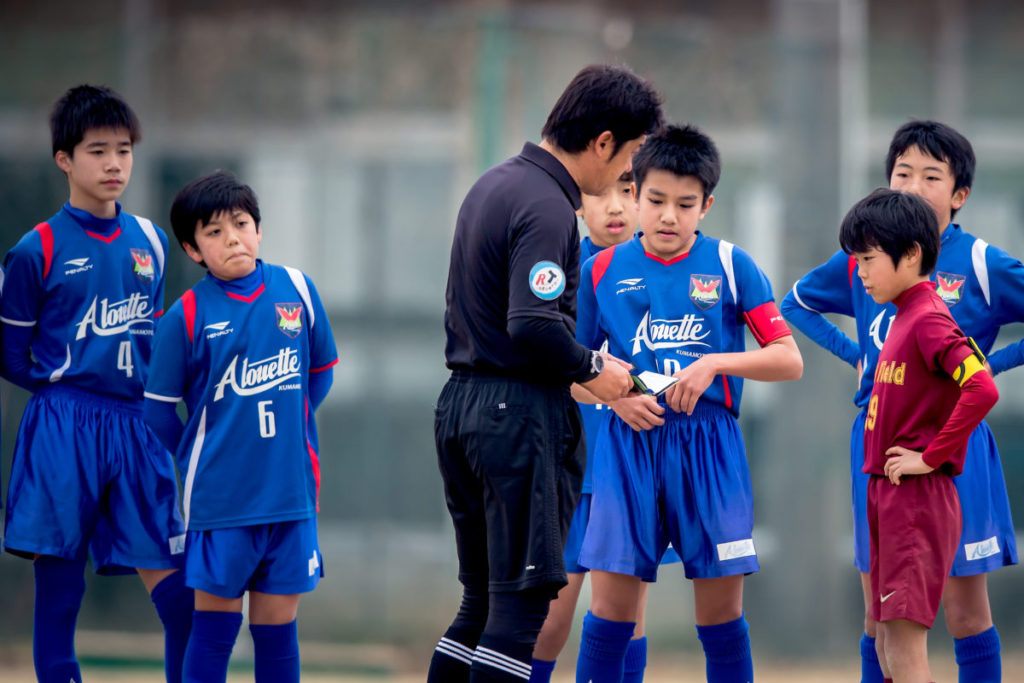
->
xmin=935 ymin=272 xmax=965 ymax=305
xmin=131 ymin=248 xmax=155 ymax=283
xmin=689 ymin=275 xmax=722 ymax=310
xmin=276 ymin=303 xmax=303 ymax=338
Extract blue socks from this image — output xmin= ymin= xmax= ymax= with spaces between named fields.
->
xmin=954 ymin=626 xmax=1001 ymax=683
xmin=860 ymin=632 xmax=884 ymax=683
xmin=623 ymin=636 xmax=648 ymax=682
xmin=150 ymin=570 xmax=194 ymax=683
xmin=575 ymin=611 xmax=635 ymax=683
xmin=33 ymin=556 xmax=87 ymax=683
xmin=250 ymin=620 xmax=300 ymax=683
xmin=184 ymin=610 xmax=243 ymax=683
xmin=696 ymin=614 xmax=753 ymax=683
xmin=528 ymin=658 xmax=556 ymax=682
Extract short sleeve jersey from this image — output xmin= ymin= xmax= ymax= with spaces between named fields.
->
xmin=578 ymin=236 xmax=610 ymax=493
xmin=145 ymin=262 xmax=338 ymax=530
xmin=863 ymin=282 xmax=975 ymax=476
xmin=0 ymin=203 xmax=167 ymax=401
xmin=577 ymin=233 xmax=791 ymax=416
xmin=788 ymin=224 xmax=1024 ymax=407
xmin=443 ymin=142 xmax=583 ymax=379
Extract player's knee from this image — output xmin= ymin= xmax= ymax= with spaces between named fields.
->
xmin=486 ymin=586 xmax=552 ymax=646
xmin=451 ymin=581 xmax=489 ymax=632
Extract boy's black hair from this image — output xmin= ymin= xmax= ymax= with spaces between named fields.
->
xmin=542 ymin=64 xmax=663 ymax=157
xmin=839 ymin=188 xmax=940 ymax=276
xmin=885 ymin=119 xmax=975 ymax=218
xmin=631 ymin=124 xmax=721 ymax=202
xmin=170 ymin=171 xmax=261 ymax=257
xmin=50 ymin=84 xmax=141 ymax=156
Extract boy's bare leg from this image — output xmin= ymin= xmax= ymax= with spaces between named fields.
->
xmin=590 ymin=570 xmax=645 ymax=621
xmin=942 ymin=574 xmax=992 ymax=638
xmin=138 ymin=567 xmax=177 ymax=594
xmin=880 ymin=619 xmax=931 ymax=683
xmin=249 ymin=592 xmax=301 ymax=625
xmin=533 ymin=572 xmax=585 ymax=660
xmin=692 ymin=575 xmax=743 ymax=625
xmin=860 ymin=572 xmax=879 ymax=637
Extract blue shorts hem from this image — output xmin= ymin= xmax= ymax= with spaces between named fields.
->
xmin=2 ymin=539 xmax=81 ymax=562
xmin=950 ymin=549 xmax=1019 ymax=577
xmin=579 ymin=558 xmax=657 ymax=582
xmin=683 ymin=560 xmax=760 ymax=580
xmin=187 ymin=578 xmax=246 ymax=600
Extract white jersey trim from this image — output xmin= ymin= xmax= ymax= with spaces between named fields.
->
xmin=182 ymin=407 xmax=207 ymax=529
xmin=144 ymin=391 xmax=182 ymax=403
xmin=971 ymin=238 xmax=990 ymax=306
xmin=718 ymin=240 xmax=738 ymax=303
xmin=134 ymin=215 xmax=165 ymax=277
xmin=0 ymin=316 xmax=36 ymax=327
xmin=49 ymin=344 xmax=71 ymax=383
xmin=789 ymin=281 xmax=819 ymax=312
xmin=284 ymin=266 xmax=314 ymax=329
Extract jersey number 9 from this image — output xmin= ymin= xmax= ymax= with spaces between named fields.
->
xmin=865 ymin=394 xmax=878 ymax=431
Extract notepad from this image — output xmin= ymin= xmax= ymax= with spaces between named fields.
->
xmin=631 ymin=370 xmax=678 ymax=396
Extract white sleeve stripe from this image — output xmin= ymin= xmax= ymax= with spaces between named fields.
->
xmin=135 ymin=215 xmax=165 ymax=276
xmin=181 ymin=407 xmax=207 ymax=529
xmin=971 ymin=238 xmax=990 ymax=306
xmin=789 ymin=281 xmax=820 ymax=312
xmin=0 ymin=316 xmax=36 ymax=327
xmin=143 ymin=391 xmax=182 ymax=403
xmin=718 ymin=240 xmax=738 ymax=302
xmin=284 ymin=266 xmax=315 ymax=329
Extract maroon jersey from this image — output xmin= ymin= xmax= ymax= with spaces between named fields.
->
xmin=863 ymin=281 xmax=997 ymax=476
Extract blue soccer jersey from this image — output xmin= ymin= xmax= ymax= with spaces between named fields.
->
xmin=577 ymin=233 xmax=791 ymax=416
xmin=0 ymin=203 xmax=167 ymax=401
xmin=577 ymin=235 xmax=611 ymax=494
xmin=145 ymin=261 xmax=338 ymax=531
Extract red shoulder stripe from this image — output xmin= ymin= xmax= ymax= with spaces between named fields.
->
xmin=33 ymin=223 xmax=53 ymax=279
xmin=592 ymin=246 xmax=615 ymax=292
xmin=848 ymin=254 xmax=857 ymax=289
xmin=182 ymin=289 xmax=196 ymax=344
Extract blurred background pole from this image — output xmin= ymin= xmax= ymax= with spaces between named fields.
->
xmin=752 ymin=0 xmax=867 ymax=655
xmin=122 ymin=0 xmax=155 ymax=217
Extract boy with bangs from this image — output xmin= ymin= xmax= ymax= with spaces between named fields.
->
xmin=838 ymin=188 xmax=998 ymax=683
xmin=1 ymin=84 xmax=192 ymax=683
xmin=530 ymin=170 xmax=681 ymax=683
xmin=144 ymin=171 xmax=337 ymax=682
xmin=573 ymin=124 xmax=803 ymax=682
xmin=783 ymin=120 xmax=1020 ymax=682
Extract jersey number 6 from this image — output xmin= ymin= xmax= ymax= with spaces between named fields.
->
xmin=258 ymin=400 xmax=277 ymax=438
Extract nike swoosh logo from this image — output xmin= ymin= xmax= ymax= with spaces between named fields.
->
xmin=880 ymin=590 xmax=897 ymax=603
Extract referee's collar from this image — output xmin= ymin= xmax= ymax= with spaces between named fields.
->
xmin=519 ymin=142 xmax=582 ymax=211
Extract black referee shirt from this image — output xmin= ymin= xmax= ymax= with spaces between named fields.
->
xmin=444 ymin=142 xmax=591 ymax=381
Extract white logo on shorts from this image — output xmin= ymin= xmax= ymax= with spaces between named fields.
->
xmin=880 ymin=590 xmax=897 ymax=603
xmin=168 ymin=534 xmax=186 ymax=555
xmin=308 ymin=549 xmax=320 ymax=577
xmin=965 ymin=536 xmax=1000 ymax=561
xmin=716 ymin=538 xmax=756 ymax=562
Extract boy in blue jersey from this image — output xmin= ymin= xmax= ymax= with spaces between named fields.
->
xmin=531 ymin=171 xmax=680 ymax=683
xmin=782 ymin=120 xmax=1019 ymax=682
xmin=144 ymin=170 xmax=337 ymax=683
xmin=0 ymin=84 xmax=192 ymax=683
xmin=573 ymin=125 xmax=803 ymax=682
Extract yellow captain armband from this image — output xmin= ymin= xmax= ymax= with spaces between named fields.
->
xmin=953 ymin=353 xmax=986 ymax=387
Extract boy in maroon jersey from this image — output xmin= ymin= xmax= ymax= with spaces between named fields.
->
xmin=839 ymin=188 xmax=999 ymax=683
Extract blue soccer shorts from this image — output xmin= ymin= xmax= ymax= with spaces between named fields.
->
xmin=580 ymin=402 xmax=758 ymax=581
xmin=565 ymin=492 xmax=681 ymax=573
xmin=851 ymin=410 xmax=1018 ymax=575
xmin=3 ymin=385 xmax=185 ymax=574
xmin=184 ymin=516 xmax=322 ymax=599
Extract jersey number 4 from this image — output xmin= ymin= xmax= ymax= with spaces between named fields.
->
xmin=117 ymin=341 xmax=134 ymax=378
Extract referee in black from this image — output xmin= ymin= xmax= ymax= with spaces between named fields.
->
xmin=428 ymin=64 xmax=664 ymax=683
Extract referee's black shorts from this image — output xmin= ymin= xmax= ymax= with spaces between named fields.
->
xmin=434 ymin=370 xmax=585 ymax=595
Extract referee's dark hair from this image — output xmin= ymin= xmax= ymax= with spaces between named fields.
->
xmin=839 ymin=188 xmax=940 ymax=276
xmin=542 ymin=64 xmax=663 ymax=157
xmin=169 ymin=170 xmax=261 ymax=259
xmin=885 ymin=119 xmax=975 ymax=218
xmin=632 ymin=124 xmax=721 ymax=204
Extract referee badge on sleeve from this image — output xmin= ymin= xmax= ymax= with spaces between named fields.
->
xmin=529 ymin=261 xmax=566 ymax=300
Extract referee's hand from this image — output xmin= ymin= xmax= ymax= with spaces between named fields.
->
xmin=580 ymin=354 xmax=633 ymax=403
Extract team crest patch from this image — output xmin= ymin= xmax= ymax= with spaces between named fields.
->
xmin=275 ymin=303 xmax=303 ymax=338
xmin=131 ymin=248 xmax=155 ymax=283
xmin=689 ymin=275 xmax=722 ymax=310
xmin=529 ymin=261 xmax=566 ymax=300
xmin=935 ymin=272 xmax=966 ymax=305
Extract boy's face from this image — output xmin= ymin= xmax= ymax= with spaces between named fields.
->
xmin=637 ymin=169 xmax=713 ymax=261
xmin=852 ymin=245 xmax=922 ymax=304
xmin=183 ymin=209 xmax=262 ymax=281
xmin=578 ymin=132 xmax=646 ymax=195
xmin=579 ymin=174 xmax=638 ymax=248
xmin=55 ymin=127 xmax=133 ymax=216
xmin=888 ymin=145 xmax=968 ymax=231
